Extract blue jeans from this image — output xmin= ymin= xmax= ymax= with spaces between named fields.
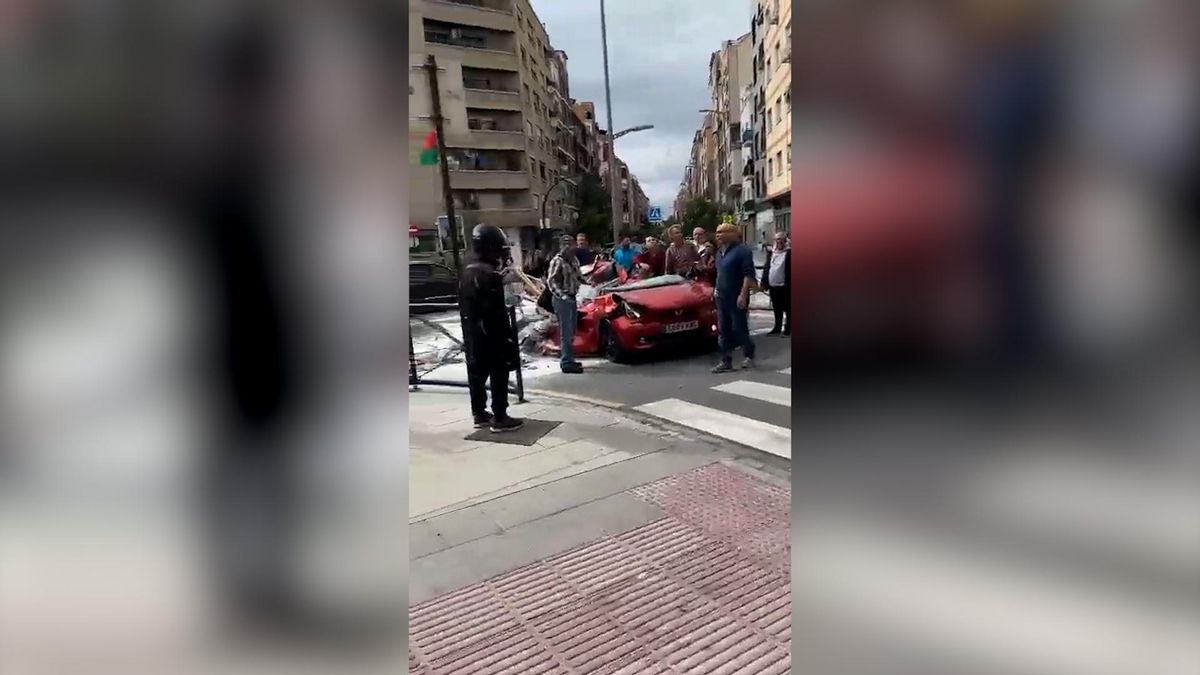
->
xmin=716 ymin=296 xmax=755 ymax=363
xmin=553 ymin=295 xmax=578 ymax=366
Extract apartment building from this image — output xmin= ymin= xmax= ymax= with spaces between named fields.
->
xmin=708 ymin=33 xmax=753 ymax=238
xmin=750 ymin=0 xmax=791 ymax=238
xmin=409 ymin=0 xmax=565 ymax=260
xmin=571 ymin=102 xmax=599 ymax=177
xmin=739 ymin=81 xmax=757 ymax=241
xmin=594 ymin=129 xmax=646 ymax=237
xmin=696 ymin=112 xmax=719 ymax=204
xmin=686 ymin=129 xmax=703 ymax=201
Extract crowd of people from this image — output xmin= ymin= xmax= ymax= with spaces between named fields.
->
xmin=537 ymin=225 xmax=793 ymax=373
xmin=462 ymin=222 xmax=792 ymax=431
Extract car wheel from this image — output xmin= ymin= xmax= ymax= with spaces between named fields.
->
xmin=600 ymin=322 xmax=628 ymax=364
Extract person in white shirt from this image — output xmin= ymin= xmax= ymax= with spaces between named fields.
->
xmin=760 ymin=232 xmax=791 ymax=336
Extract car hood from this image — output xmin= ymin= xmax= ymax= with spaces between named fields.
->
xmin=610 ymin=283 xmax=712 ymax=311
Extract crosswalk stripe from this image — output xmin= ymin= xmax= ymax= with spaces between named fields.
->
xmin=712 ymin=381 xmax=792 ymax=408
xmin=635 ymin=398 xmax=791 ymax=459
xmin=778 ymin=367 xmax=791 ymax=375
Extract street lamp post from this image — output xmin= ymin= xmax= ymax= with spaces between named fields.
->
xmin=541 ymin=173 xmax=583 ymax=240
xmin=600 ymin=0 xmax=621 ymax=245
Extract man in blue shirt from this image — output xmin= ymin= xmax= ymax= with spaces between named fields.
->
xmin=712 ymin=222 xmax=758 ymax=372
xmin=612 ymin=236 xmax=637 ymax=273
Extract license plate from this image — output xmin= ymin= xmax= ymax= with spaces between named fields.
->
xmin=664 ymin=320 xmax=699 ymax=334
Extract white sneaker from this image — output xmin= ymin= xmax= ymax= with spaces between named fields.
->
xmin=742 ymin=357 xmax=756 ymax=369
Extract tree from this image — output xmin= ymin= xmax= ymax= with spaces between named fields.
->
xmin=681 ymin=197 xmax=727 ymax=231
xmin=576 ymin=171 xmax=614 ymax=244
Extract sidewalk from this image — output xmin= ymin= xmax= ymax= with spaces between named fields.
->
xmin=409 ymin=389 xmax=791 ymax=674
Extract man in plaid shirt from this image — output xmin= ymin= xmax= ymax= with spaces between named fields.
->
xmin=547 ymin=234 xmax=585 ymax=374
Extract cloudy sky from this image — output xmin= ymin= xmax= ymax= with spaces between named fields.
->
xmin=530 ymin=0 xmax=754 ymax=216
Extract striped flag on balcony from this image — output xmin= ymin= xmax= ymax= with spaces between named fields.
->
xmin=419 ymin=130 xmax=438 ymax=166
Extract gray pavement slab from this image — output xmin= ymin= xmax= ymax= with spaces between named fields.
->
xmin=409 ymin=492 xmax=666 ymax=605
xmin=410 ymin=446 xmax=721 ymax=559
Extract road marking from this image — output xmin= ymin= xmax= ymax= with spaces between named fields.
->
xmin=778 ymin=367 xmax=791 ymax=375
xmin=712 ymin=380 xmax=792 ymax=408
xmin=635 ymin=398 xmax=791 ymax=459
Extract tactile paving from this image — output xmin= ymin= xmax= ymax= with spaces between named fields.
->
xmin=409 ymin=462 xmax=791 ymax=674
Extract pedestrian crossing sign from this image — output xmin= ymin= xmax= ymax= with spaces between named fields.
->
xmin=648 ymin=206 xmax=663 ymax=224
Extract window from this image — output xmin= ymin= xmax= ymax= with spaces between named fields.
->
xmin=767 ymin=157 xmax=773 ymax=177
xmin=776 ymin=151 xmax=783 ymax=176
xmin=786 ymin=141 xmax=792 ymax=166
xmin=775 ymin=98 xmax=782 ymax=125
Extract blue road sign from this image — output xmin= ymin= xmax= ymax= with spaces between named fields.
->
xmin=648 ymin=206 xmax=663 ymax=224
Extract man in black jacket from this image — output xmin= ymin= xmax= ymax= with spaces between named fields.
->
xmin=761 ymin=231 xmax=792 ymax=336
xmin=459 ymin=224 xmax=524 ymax=432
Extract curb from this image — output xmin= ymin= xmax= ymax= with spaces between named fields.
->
xmin=520 ymin=388 xmax=625 ymax=410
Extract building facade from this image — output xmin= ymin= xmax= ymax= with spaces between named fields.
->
xmin=409 ymin=0 xmax=568 ymax=261
xmin=710 ymin=33 xmax=753 ymax=237
xmin=752 ymin=0 xmax=791 ymax=240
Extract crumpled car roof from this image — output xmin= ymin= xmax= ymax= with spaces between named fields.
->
xmin=596 ymin=274 xmax=687 ymax=295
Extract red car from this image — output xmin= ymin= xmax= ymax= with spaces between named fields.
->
xmin=548 ymin=264 xmax=718 ymax=363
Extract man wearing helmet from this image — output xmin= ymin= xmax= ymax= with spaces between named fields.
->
xmin=458 ymin=224 xmax=524 ymax=432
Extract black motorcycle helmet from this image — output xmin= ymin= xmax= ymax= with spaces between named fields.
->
xmin=471 ymin=223 xmax=507 ymax=260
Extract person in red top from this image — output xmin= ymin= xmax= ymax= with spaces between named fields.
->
xmin=634 ymin=235 xmax=666 ymax=278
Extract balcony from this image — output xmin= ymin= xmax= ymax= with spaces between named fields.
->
xmin=449 ymin=170 xmax=529 ymax=191
xmin=459 ymin=208 xmax=538 ymax=229
xmin=424 ymin=21 xmax=517 ymax=70
xmin=445 ymin=129 xmax=526 ymax=151
xmin=422 ymin=0 xmax=515 ymax=32
xmin=463 ymin=87 xmax=521 ymax=111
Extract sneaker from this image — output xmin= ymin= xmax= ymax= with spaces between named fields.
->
xmin=711 ymin=362 xmax=735 ymax=374
xmin=473 ymin=412 xmax=494 ymax=428
xmin=767 ymin=328 xmax=781 ymax=335
xmin=742 ymin=357 xmax=756 ymax=369
xmin=561 ymin=362 xmax=584 ymax=374
xmin=490 ymin=416 xmax=525 ymax=433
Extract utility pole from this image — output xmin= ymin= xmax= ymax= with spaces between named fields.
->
xmin=600 ymin=0 xmax=621 ymax=245
xmin=424 ymin=54 xmax=462 ymax=272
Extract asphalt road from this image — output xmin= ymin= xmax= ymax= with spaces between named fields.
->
xmin=528 ymin=308 xmax=794 ymax=459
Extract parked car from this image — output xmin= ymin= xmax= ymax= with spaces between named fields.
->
xmin=549 ymin=266 xmax=718 ymax=363
xmin=409 ymin=260 xmax=458 ymax=314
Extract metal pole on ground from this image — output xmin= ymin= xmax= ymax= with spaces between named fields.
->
xmin=509 ymin=306 xmax=525 ymax=403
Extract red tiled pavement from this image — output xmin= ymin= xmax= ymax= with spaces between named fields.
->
xmin=409 ymin=462 xmax=791 ymax=674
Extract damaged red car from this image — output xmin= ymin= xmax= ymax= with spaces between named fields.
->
xmin=548 ymin=263 xmax=718 ymax=363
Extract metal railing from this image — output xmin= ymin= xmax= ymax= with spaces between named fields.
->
xmin=409 ymin=302 xmax=525 ymax=402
